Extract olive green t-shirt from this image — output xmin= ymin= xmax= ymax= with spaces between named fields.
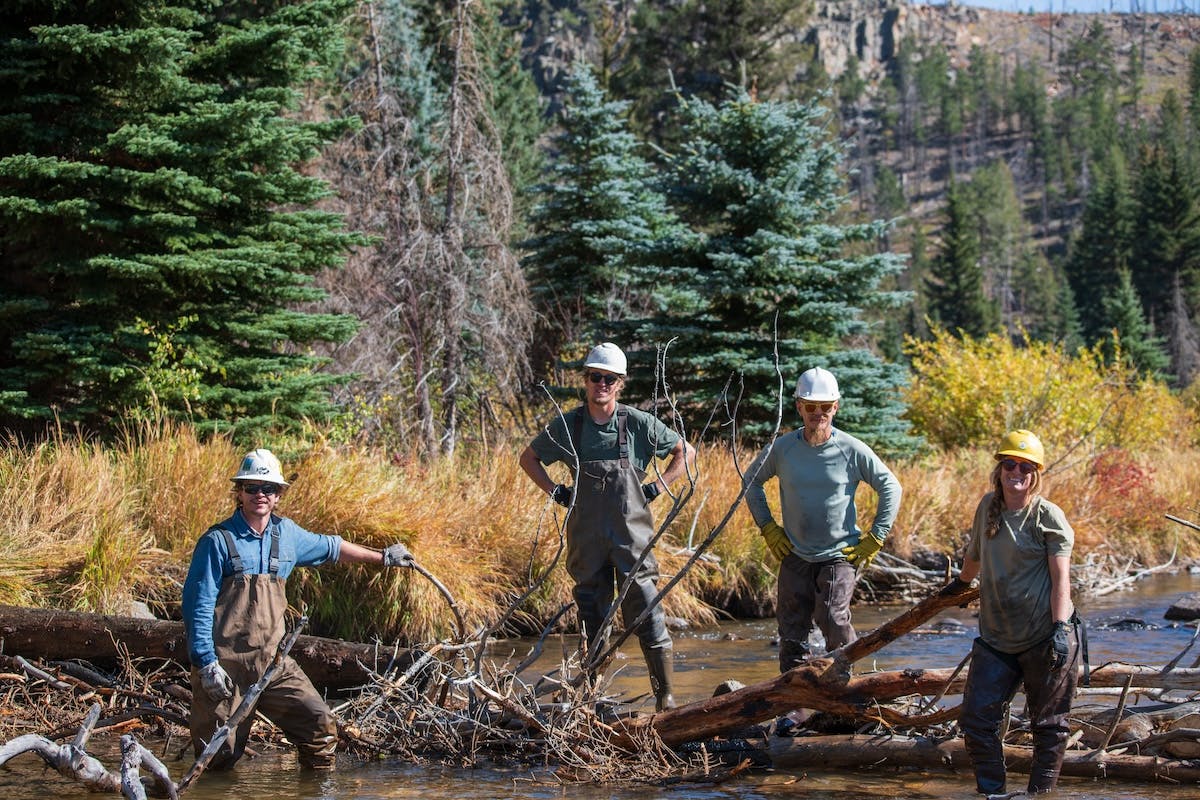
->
xmin=529 ymin=405 xmax=680 ymax=473
xmin=965 ymin=493 xmax=1074 ymax=654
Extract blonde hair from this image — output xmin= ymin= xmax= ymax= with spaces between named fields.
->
xmin=984 ymin=462 xmax=1042 ymax=537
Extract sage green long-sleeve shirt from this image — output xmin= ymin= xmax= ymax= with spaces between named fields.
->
xmin=743 ymin=427 xmax=902 ymax=562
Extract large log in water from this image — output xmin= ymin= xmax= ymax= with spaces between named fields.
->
xmin=628 ymin=586 xmax=981 ymax=748
xmin=767 ymin=733 xmax=1200 ymax=783
xmin=629 ymin=586 xmax=1200 ymax=749
xmin=0 ymin=605 xmax=407 ymax=692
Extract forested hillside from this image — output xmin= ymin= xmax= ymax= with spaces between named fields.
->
xmin=4 ymin=1 xmax=1200 ymax=461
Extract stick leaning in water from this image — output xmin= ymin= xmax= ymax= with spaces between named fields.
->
xmin=409 ymin=559 xmax=466 ymax=641
xmin=617 ymin=584 xmax=981 ymax=749
xmin=176 ymin=616 xmax=308 ymax=794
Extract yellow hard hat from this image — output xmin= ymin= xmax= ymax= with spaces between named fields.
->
xmin=995 ymin=429 xmax=1045 ymax=469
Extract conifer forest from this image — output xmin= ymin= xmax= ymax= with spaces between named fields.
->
xmin=4 ymin=0 xmax=1200 ymax=456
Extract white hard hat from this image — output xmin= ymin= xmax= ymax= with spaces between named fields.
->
xmin=794 ymin=367 xmax=840 ymax=401
xmin=583 ymin=342 xmax=627 ymax=376
xmin=231 ymin=448 xmax=289 ymax=486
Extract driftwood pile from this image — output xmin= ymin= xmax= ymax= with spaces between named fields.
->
xmin=4 ymin=577 xmax=1200 ymax=796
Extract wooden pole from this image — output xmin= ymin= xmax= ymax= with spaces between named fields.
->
xmin=176 ymin=618 xmax=307 ymax=794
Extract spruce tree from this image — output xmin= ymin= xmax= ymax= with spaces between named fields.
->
xmin=1130 ymin=93 xmax=1200 ymax=326
xmin=0 ymin=0 xmax=360 ymax=437
xmin=613 ymin=0 xmax=814 ymax=144
xmin=521 ymin=62 xmax=682 ymax=382
xmin=1064 ymin=146 xmax=1134 ymax=342
xmin=1101 ymin=269 xmax=1170 ymax=378
xmin=925 ymin=181 xmax=995 ymax=338
xmin=628 ymin=90 xmax=914 ymax=453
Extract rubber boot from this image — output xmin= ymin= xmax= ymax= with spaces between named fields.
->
xmin=643 ymin=645 xmax=676 ymax=711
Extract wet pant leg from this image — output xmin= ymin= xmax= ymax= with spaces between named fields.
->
xmin=776 ymin=555 xmax=817 ymax=672
xmin=1018 ymin=631 xmax=1079 ymax=794
xmin=189 ymin=666 xmax=251 ymax=770
xmin=571 ymin=562 xmax=617 ymax=655
xmin=961 ymin=638 xmax=1024 ymax=795
xmin=611 ymin=537 xmax=670 ymax=652
xmin=813 ymin=560 xmax=858 ymax=652
xmin=256 ymin=657 xmax=339 ymax=769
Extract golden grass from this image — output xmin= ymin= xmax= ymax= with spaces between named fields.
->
xmin=1 ymin=423 xmax=1197 ymax=643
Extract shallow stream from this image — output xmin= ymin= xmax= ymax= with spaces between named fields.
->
xmin=6 ymin=571 xmax=1200 ymax=799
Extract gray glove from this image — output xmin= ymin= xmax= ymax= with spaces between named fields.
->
xmin=199 ymin=660 xmax=234 ymax=702
xmin=1050 ymin=621 xmax=1071 ymax=671
xmin=383 ymin=542 xmax=414 ymax=568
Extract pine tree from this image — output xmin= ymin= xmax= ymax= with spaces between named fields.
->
xmin=925 ymin=181 xmax=995 ymax=338
xmin=627 ymin=90 xmax=915 ymax=453
xmin=1130 ymin=92 xmax=1200 ymax=327
xmin=1064 ymin=145 xmax=1135 ymax=343
xmin=0 ymin=0 xmax=360 ymax=437
xmin=520 ymin=62 xmax=682 ymax=382
xmin=613 ymin=0 xmax=815 ymax=144
xmin=329 ymin=0 xmax=532 ymax=456
xmin=969 ymin=162 xmax=1055 ymax=338
xmin=1101 ymin=269 xmax=1170 ymax=378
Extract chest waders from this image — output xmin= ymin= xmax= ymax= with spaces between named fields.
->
xmin=188 ymin=526 xmax=338 ymax=770
xmin=564 ymin=406 xmax=675 ymax=710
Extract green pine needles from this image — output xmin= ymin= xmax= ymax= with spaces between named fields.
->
xmin=0 ymin=0 xmax=362 ymax=437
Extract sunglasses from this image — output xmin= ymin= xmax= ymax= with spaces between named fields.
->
xmin=240 ymin=483 xmax=281 ymax=496
xmin=800 ymin=402 xmax=835 ymax=413
xmin=999 ymin=459 xmax=1037 ymax=475
xmin=587 ymin=372 xmax=620 ymax=386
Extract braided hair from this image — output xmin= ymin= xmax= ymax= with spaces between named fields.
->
xmin=984 ymin=462 xmax=1042 ymax=537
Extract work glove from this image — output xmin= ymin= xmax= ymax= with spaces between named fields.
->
xmin=641 ymin=482 xmax=662 ymax=502
xmin=841 ymin=532 xmax=885 ymax=570
xmin=1049 ymin=620 xmax=1071 ymax=672
xmin=759 ymin=521 xmax=792 ymax=561
xmin=937 ymin=577 xmax=974 ymax=607
xmin=383 ymin=542 xmax=414 ymax=568
xmin=551 ymin=483 xmax=573 ymax=507
xmin=199 ymin=661 xmax=234 ymax=702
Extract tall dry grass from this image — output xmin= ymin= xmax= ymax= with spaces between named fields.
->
xmin=2 ymin=423 xmax=1197 ymax=644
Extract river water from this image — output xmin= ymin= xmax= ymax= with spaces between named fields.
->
xmin=5 ymin=571 xmax=1200 ymax=799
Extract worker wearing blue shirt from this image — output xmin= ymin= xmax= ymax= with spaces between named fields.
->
xmin=182 ymin=448 xmax=415 ymax=771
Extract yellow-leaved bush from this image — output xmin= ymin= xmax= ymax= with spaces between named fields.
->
xmin=903 ymin=327 xmax=1196 ymax=457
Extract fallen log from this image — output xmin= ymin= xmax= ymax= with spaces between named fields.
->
xmin=767 ymin=733 xmax=1200 ymax=783
xmin=0 ymin=605 xmax=413 ymax=692
xmin=627 ymin=586 xmax=1200 ymax=750
xmin=625 ymin=585 xmax=980 ymax=748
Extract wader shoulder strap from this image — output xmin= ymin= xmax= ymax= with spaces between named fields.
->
xmin=572 ymin=406 xmax=586 ymax=471
xmin=210 ymin=525 xmax=281 ymax=577
xmin=267 ymin=526 xmax=280 ymax=575
xmin=212 ymin=526 xmax=243 ymax=576
xmin=570 ymin=405 xmax=629 ymax=467
xmin=616 ymin=405 xmax=629 ymax=467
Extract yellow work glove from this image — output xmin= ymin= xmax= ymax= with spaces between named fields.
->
xmin=841 ymin=532 xmax=885 ymax=570
xmin=759 ymin=521 xmax=792 ymax=561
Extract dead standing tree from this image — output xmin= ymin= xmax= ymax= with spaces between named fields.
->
xmin=322 ymin=0 xmax=531 ymax=457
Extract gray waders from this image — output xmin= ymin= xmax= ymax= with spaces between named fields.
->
xmin=565 ymin=406 xmax=675 ymax=711
xmin=189 ymin=527 xmax=339 ymax=770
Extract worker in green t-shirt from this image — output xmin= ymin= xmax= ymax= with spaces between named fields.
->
xmin=941 ymin=429 xmax=1080 ymax=796
xmin=519 ymin=342 xmax=695 ymax=711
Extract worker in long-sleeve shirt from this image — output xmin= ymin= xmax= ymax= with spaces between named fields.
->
xmin=182 ymin=448 xmax=416 ymax=771
xmin=743 ymin=367 xmax=902 ymax=672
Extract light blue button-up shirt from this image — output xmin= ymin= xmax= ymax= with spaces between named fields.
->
xmin=181 ymin=509 xmax=342 ymax=667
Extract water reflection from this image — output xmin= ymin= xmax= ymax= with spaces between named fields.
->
xmin=3 ymin=572 xmax=1200 ymax=799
